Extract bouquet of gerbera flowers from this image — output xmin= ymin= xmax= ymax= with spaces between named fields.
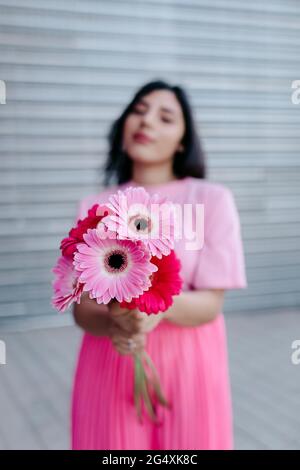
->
xmin=51 ymin=186 xmax=182 ymax=424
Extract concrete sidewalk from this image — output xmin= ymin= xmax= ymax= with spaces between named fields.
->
xmin=0 ymin=309 xmax=299 ymax=450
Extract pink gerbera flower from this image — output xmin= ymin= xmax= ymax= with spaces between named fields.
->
xmin=120 ymin=250 xmax=183 ymax=314
xmin=102 ymin=187 xmax=176 ymax=259
xmin=51 ymin=256 xmax=84 ymax=312
xmin=73 ymin=228 xmax=158 ymax=304
xmin=60 ymin=203 xmax=112 ymax=258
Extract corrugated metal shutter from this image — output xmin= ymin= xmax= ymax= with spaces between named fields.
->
xmin=1 ymin=0 xmax=300 ymax=330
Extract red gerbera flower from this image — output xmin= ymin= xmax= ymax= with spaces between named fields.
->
xmin=60 ymin=203 xmax=111 ymax=258
xmin=120 ymin=249 xmax=183 ymax=314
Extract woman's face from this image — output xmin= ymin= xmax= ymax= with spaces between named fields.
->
xmin=122 ymin=90 xmax=185 ymax=166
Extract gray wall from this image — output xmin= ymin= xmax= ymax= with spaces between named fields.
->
xmin=0 ymin=0 xmax=300 ymax=330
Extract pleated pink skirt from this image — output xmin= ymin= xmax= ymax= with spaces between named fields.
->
xmin=71 ymin=313 xmax=233 ymax=450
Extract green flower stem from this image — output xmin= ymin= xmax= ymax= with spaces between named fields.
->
xmin=141 ymin=350 xmax=172 ymax=409
xmin=133 ymin=350 xmax=171 ymax=424
xmin=133 ymin=352 xmax=143 ymax=424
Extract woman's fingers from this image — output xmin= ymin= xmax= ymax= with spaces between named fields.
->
xmin=112 ymin=332 xmax=145 ymax=349
xmin=112 ymin=311 xmax=143 ymax=334
xmin=107 ymin=301 xmax=145 ymax=335
xmin=108 ymin=300 xmax=129 ymax=317
xmin=111 ymin=328 xmax=146 ymax=355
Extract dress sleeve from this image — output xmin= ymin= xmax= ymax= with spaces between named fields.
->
xmin=190 ymin=186 xmax=248 ymax=290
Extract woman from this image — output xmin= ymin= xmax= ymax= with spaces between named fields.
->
xmin=71 ymin=80 xmax=247 ymax=450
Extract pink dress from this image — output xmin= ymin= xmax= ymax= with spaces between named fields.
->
xmin=71 ymin=176 xmax=248 ymax=450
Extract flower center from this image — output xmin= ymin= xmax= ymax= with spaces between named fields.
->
xmin=129 ymin=215 xmax=152 ymax=234
xmin=104 ymin=249 xmax=128 ymax=273
xmin=135 ymin=218 xmax=147 ymax=231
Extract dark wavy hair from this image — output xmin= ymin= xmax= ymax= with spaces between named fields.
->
xmin=103 ymin=79 xmax=207 ymax=186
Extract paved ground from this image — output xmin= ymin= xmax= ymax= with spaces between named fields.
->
xmin=0 ymin=309 xmax=299 ymax=450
